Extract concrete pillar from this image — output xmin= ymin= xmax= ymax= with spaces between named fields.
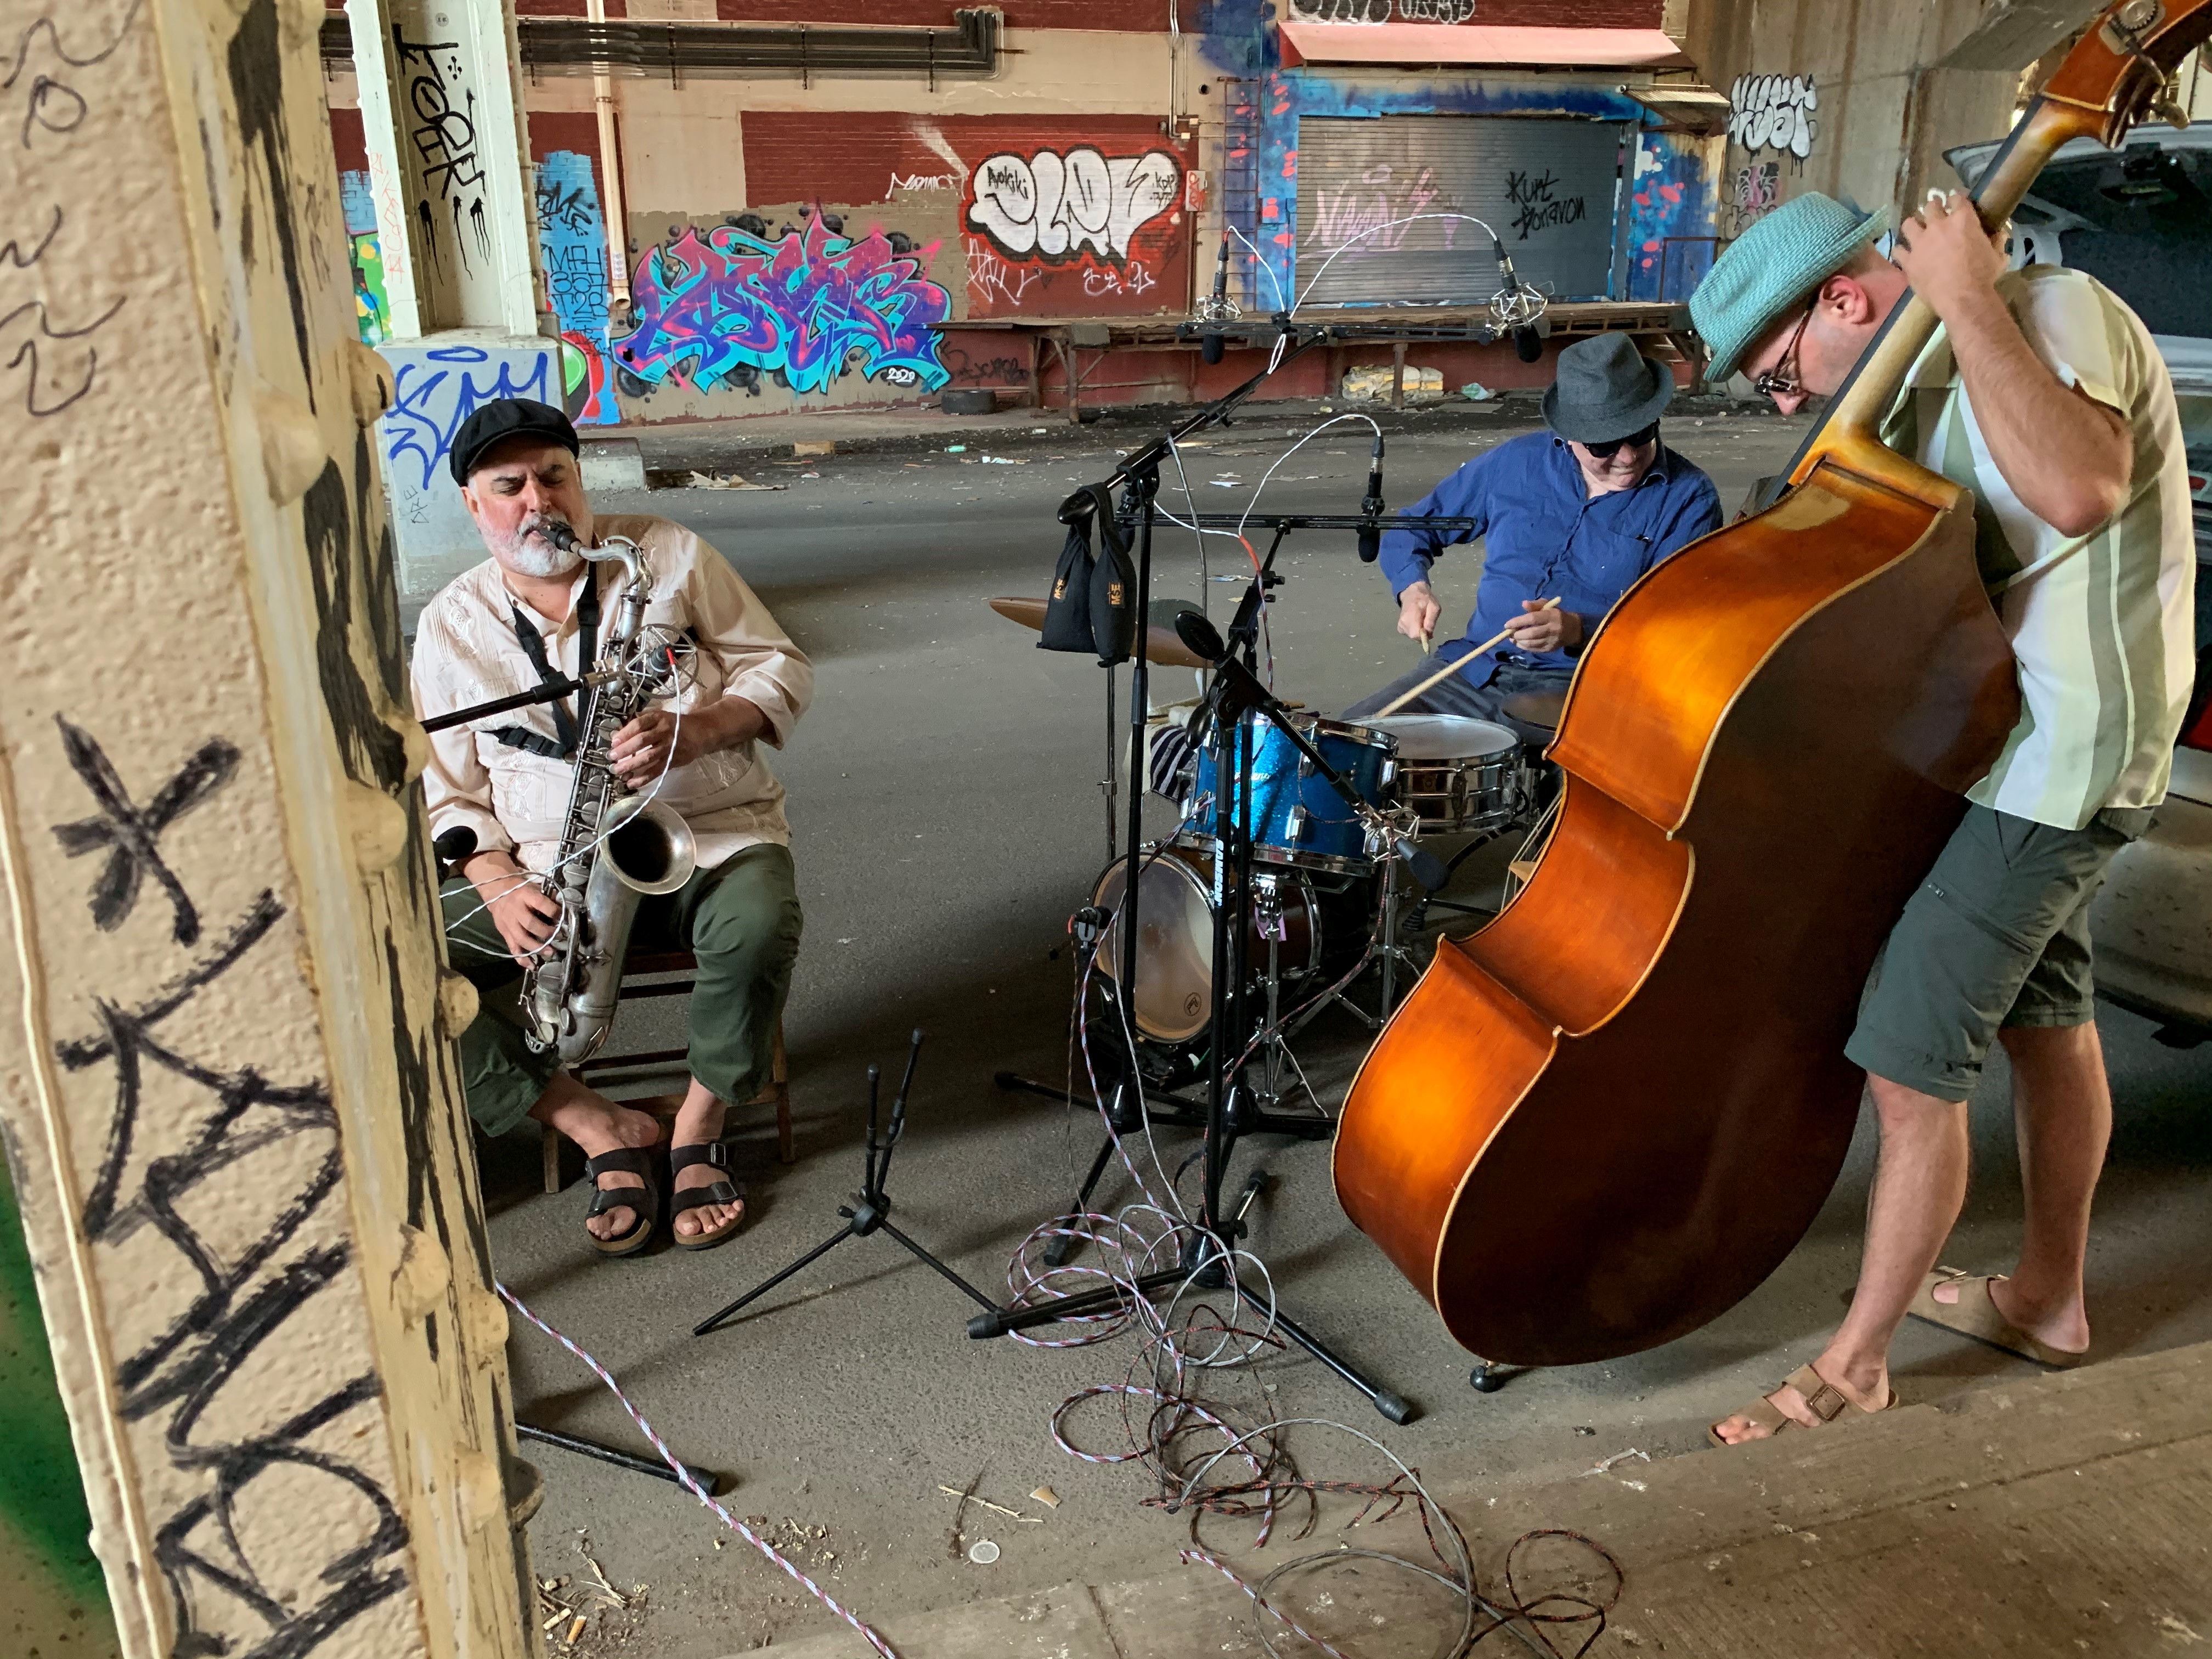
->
xmin=350 ymin=0 xmax=542 ymax=335
xmin=348 ymin=0 xmax=557 ymax=595
xmin=0 ymin=1 xmax=536 ymax=1657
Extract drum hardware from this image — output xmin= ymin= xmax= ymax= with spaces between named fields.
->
xmin=984 ymin=345 xmax=1493 ymax=1420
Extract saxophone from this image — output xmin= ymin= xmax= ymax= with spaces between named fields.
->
xmin=522 ymin=529 xmax=697 ymax=1064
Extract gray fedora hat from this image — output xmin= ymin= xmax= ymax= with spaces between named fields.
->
xmin=1541 ymin=332 xmax=1673 ymax=444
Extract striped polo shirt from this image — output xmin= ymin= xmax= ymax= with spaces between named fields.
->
xmin=1880 ymin=266 xmax=2197 ymax=831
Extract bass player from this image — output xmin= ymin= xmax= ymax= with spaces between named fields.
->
xmin=1690 ymin=191 xmax=2194 ymax=1443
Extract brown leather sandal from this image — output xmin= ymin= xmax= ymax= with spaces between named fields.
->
xmin=668 ymin=1141 xmax=746 ymax=1252
xmin=1707 ymin=1362 xmax=1897 ymax=1448
xmin=1906 ymin=1268 xmax=2089 ymax=1369
xmin=583 ymin=1147 xmax=661 ymax=1258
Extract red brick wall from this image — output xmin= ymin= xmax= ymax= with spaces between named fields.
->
xmin=743 ymin=112 xmax=1194 ymax=319
xmin=1454 ymin=0 xmax=1662 ymax=25
xmin=329 ymin=105 xmax=366 ymax=176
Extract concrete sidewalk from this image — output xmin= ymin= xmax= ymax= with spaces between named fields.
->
xmin=761 ymin=1342 xmax=2212 ymax=1658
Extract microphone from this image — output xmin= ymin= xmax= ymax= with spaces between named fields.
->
xmin=1491 ymin=240 xmax=1547 ymax=364
xmin=1174 ymin=609 xmax=1227 ymax=662
xmin=1201 ymin=233 xmax=1231 ymax=366
xmin=1392 ymin=834 xmax=1452 ymax=893
xmin=433 ymin=825 xmax=478 ymax=868
xmin=1356 ymin=431 xmax=1386 ymax=564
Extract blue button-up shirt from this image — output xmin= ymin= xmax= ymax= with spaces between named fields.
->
xmin=1378 ymin=432 xmax=1724 ymax=683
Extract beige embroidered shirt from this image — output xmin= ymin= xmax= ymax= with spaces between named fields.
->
xmin=410 ymin=515 xmax=812 ymax=873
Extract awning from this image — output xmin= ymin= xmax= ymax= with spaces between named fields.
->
xmin=1277 ymin=21 xmax=1690 ymax=70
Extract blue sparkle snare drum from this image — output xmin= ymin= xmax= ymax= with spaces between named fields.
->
xmin=1175 ymin=713 xmax=1396 ymax=875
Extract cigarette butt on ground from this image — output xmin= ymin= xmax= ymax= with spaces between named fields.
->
xmin=565 ymin=1615 xmax=586 ymax=1644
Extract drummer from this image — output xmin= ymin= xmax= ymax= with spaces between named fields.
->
xmin=1344 ymin=334 xmax=1723 ymax=744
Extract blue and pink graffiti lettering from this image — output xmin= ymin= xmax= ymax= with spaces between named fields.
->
xmin=535 ymin=150 xmax=619 ymax=424
xmin=612 ymin=214 xmax=950 ymax=398
xmin=380 ymin=344 xmax=556 ymax=493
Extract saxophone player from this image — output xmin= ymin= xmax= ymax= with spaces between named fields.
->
xmin=411 ymin=399 xmax=811 ymax=1257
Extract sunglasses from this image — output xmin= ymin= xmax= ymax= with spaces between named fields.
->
xmin=1583 ymin=422 xmax=1658 ymax=460
xmin=1752 ymin=302 xmax=1816 ymax=399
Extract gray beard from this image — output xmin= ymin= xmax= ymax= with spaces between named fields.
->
xmin=501 ymin=520 xmax=583 ymax=579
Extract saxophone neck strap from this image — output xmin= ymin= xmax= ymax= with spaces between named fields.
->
xmin=494 ymin=565 xmax=605 ymax=760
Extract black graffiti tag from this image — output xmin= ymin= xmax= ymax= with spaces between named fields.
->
xmin=394 ymin=31 xmax=489 ymax=274
xmin=52 ymin=721 xmax=410 ymax=1658
xmin=1505 ymin=168 xmax=1586 ymax=241
xmin=52 ymin=719 xmax=238 ymax=944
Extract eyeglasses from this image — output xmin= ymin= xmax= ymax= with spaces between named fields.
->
xmin=1752 ymin=303 xmax=1815 ymax=399
xmin=1584 ymin=422 xmax=1658 ymax=460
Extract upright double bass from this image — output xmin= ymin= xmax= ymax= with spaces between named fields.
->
xmin=1333 ymin=0 xmax=2211 ymax=1368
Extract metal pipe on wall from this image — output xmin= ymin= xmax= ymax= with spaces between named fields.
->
xmin=587 ymin=0 xmax=630 ymax=310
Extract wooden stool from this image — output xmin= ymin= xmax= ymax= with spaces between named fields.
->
xmin=540 ymin=947 xmax=792 ymax=1194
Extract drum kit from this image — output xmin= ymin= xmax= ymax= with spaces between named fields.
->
xmin=999 ymin=600 xmax=1552 ymax=1111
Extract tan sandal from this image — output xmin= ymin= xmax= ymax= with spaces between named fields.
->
xmin=668 ymin=1141 xmax=746 ymax=1251
xmin=1906 ymin=1268 xmax=2087 ymax=1369
xmin=1707 ymin=1362 xmax=1897 ymax=1448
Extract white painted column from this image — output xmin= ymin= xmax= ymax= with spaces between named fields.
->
xmin=0 ymin=0 xmax=538 ymax=1655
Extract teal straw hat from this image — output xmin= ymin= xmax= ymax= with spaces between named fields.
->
xmin=1690 ymin=193 xmax=1889 ymax=383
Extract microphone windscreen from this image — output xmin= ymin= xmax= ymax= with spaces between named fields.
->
xmin=1201 ymin=330 xmax=1225 ymax=366
xmin=1513 ymin=326 xmax=1543 ymax=364
xmin=1357 ymin=524 xmax=1381 ymax=564
xmin=1396 ymin=838 xmax=1451 ymax=893
xmin=1173 ymin=610 xmax=1227 ymax=662
xmin=433 ymin=826 xmax=478 ymax=865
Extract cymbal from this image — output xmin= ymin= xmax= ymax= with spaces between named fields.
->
xmin=987 ymin=596 xmax=1209 ymax=670
xmin=1502 ymin=690 xmax=1567 ymax=730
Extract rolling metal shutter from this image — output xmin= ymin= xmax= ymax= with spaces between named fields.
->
xmin=1294 ymin=115 xmax=1628 ymax=307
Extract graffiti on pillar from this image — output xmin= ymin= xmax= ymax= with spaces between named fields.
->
xmin=340 ymin=170 xmax=391 ymax=346
xmin=611 ymin=210 xmax=950 ymax=400
xmin=394 ymin=30 xmax=490 ymax=275
xmin=379 ymin=342 xmax=557 ymax=495
xmin=1733 ymin=159 xmax=1782 ymax=223
xmin=1728 ymin=75 xmax=1818 ymax=162
xmin=535 ymin=150 xmax=619 ymax=424
xmin=47 ymin=718 xmax=410 ymax=1658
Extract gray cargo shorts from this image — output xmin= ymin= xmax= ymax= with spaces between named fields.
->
xmin=1847 ymin=802 xmax=2152 ymax=1102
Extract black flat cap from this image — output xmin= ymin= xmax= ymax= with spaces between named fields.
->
xmin=448 ymin=398 xmax=580 ymax=486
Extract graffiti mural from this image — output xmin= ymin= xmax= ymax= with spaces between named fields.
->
xmin=1734 ymin=160 xmax=1781 ymax=221
xmin=1288 ymin=0 xmax=1475 ymax=17
xmin=1728 ymin=75 xmax=1818 ymax=162
xmin=376 ymin=341 xmax=557 ymax=506
xmin=1627 ymin=131 xmax=1717 ymax=302
xmin=612 ymin=212 xmax=950 ymax=399
xmin=535 ymin=150 xmax=619 ymax=424
xmin=967 ymin=148 xmax=1180 ymax=265
xmin=339 ymin=169 xmax=390 ymax=346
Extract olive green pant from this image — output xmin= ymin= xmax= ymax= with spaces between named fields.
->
xmin=442 ymin=842 xmax=802 ymax=1136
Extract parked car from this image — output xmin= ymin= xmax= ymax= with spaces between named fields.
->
xmin=1949 ymin=124 xmax=2212 ymax=1042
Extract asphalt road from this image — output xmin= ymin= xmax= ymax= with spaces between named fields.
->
xmin=470 ymin=399 xmax=2212 ymax=1658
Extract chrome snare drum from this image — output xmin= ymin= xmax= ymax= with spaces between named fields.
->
xmin=1365 ymin=715 xmax=1523 ymax=836
xmin=1176 ymin=712 xmax=1396 ymax=874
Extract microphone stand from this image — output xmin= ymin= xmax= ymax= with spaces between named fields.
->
xmin=980 ymin=358 xmax=1421 ymax=1420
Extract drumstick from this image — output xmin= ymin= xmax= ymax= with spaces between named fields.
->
xmin=1377 ymin=598 xmax=1560 ymax=718
xmin=1420 ymin=628 xmax=1434 ymax=655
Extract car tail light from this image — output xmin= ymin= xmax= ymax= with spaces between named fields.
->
xmin=2184 ymin=644 xmax=2212 ymax=753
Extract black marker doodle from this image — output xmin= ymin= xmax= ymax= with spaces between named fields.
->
xmin=1 ymin=292 xmax=127 ymax=416
xmin=2 ymin=0 xmax=145 ymax=150
xmin=51 ymin=718 xmax=239 ymax=944
xmin=0 ymin=202 xmax=61 ymax=268
xmin=50 ymin=719 xmax=411 ymax=1657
